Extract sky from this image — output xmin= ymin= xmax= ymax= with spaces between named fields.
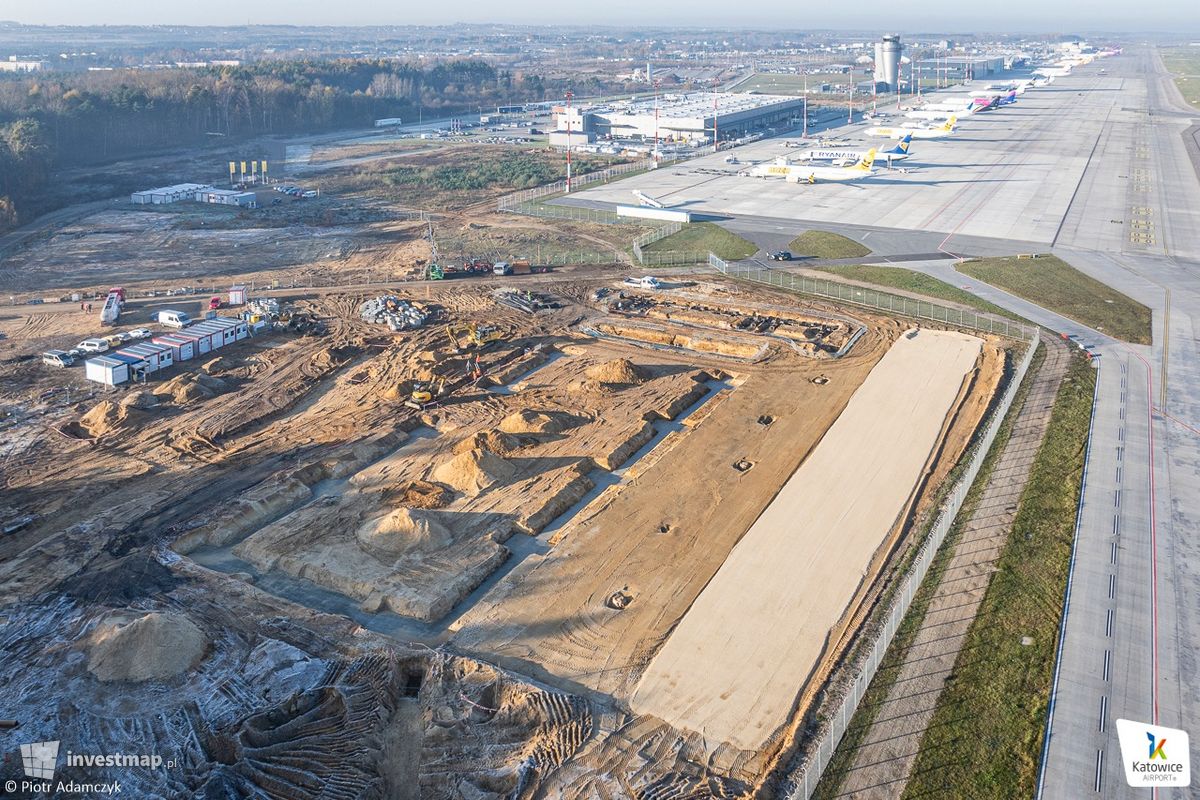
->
xmin=3 ymin=0 xmax=1195 ymax=33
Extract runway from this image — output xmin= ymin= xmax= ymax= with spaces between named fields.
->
xmin=564 ymin=45 xmax=1200 ymax=798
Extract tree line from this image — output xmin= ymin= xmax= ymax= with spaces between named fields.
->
xmin=0 ymin=58 xmax=557 ymax=231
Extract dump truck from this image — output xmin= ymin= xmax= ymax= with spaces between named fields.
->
xmin=492 ymin=259 xmax=552 ymax=276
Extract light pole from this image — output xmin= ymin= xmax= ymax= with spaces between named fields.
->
xmin=653 ymin=78 xmax=661 ymax=164
xmin=802 ymin=73 xmax=808 ymax=137
xmin=564 ymin=90 xmax=573 ymax=193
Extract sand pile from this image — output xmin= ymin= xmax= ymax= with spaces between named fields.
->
xmin=201 ymin=356 xmax=236 ymax=375
xmin=357 ymin=508 xmax=453 ymax=559
xmin=387 ymin=479 xmax=452 ymax=509
xmin=585 ymin=358 xmax=647 ymax=386
xmin=120 ymin=390 xmax=160 ymax=410
xmin=499 ymin=409 xmax=568 ymax=434
xmin=453 ymin=429 xmax=520 ymax=456
xmin=433 ymin=448 xmax=516 ymax=496
xmin=79 ymin=400 xmax=129 ymax=437
xmin=154 ymin=373 xmax=228 ymax=404
xmin=87 ymin=611 xmax=208 ymax=683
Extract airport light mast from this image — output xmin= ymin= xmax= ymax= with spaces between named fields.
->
xmin=802 ymin=74 xmax=808 ymax=137
xmin=653 ymin=78 xmax=661 ymax=164
xmin=712 ymin=94 xmax=719 ymax=153
xmin=564 ymin=90 xmax=573 ymax=192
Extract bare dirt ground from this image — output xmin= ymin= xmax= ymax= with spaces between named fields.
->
xmin=0 ymin=132 xmax=1010 ymax=799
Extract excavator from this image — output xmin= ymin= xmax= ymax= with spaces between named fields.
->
xmin=405 ymin=377 xmax=446 ymax=410
xmin=445 ymin=323 xmax=504 ymax=353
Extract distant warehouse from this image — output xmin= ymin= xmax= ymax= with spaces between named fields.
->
xmin=553 ymin=92 xmax=804 ymax=146
xmin=131 ymin=184 xmax=257 ymax=208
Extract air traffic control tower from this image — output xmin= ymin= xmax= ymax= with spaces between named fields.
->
xmin=873 ymin=34 xmax=902 ymax=91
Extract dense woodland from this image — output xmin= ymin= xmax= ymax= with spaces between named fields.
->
xmin=0 ymin=59 xmax=553 ymax=231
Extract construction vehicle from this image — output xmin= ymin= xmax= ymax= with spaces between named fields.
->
xmin=405 ymin=377 xmax=446 ymax=410
xmin=445 ymin=323 xmax=504 ymax=352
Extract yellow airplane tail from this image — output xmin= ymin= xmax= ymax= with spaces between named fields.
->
xmin=855 ymin=148 xmax=877 ymax=171
xmin=943 ymin=115 xmax=958 ymax=131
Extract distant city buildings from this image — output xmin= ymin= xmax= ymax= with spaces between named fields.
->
xmin=1 ymin=56 xmax=48 ymax=73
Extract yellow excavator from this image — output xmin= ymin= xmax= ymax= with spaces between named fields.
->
xmin=445 ymin=323 xmax=504 ymax=352
xmin=405 ymin=377 xmax=446 ymax=410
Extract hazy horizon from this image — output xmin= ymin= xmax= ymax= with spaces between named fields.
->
xmin=3 ymin=1 xmax=1197 ymax=35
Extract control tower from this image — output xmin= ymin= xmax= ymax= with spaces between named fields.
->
xmin=873 ymin=34 xmax=902 ymax=91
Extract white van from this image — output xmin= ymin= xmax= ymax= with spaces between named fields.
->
xmin=42 ymin=350 xmax=76 ymax=367
xmin=156 ymin=309 xmax=191 ymax=328
xmin=77 ymin=338 xmax=110 ymax=354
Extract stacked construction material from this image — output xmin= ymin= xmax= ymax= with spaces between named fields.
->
xmin=358 ymin=296 xmax=428 ymax=331
xmin=493 ymin=289 xmax=557 ymax=314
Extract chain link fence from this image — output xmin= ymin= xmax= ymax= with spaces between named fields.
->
xmin=779 ymin=328 xmax=1038 ymax=799
xmin=706 ymin=251 xmax=1041 ymax=799
xmin=709 ymin=255 xmax=1034 ymax=340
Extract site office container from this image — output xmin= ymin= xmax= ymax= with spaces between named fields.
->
xmin=84 ymin=353 xmax=146 ymax=386
xmin=174 ymin=326 xmax=217 ymax=355
xmin=115 ymin=342 xmax=174 ymax=373
xmin=184 ymin=322 xmax=229 ymax=352
xmin=151 ymin=333 xmax=196 ymax=362
xmin=204 ymin=317 xmax=249 ymax=345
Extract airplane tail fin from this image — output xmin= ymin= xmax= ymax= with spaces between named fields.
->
xmin=856 ymin=148 xmax=877 ymax=171
xmin=892 ymin=133 xmax=913 ymax=154
xmin=943 ymin=116 xmax=957 ymax=131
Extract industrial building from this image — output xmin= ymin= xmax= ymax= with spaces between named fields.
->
xmin=130 ymin=184 xmax=257 ymax=208
xmin=554 ymin=92 xmax=804 ymax=146
xmin=0 ymin=57 xmax=48 ymax=73
xmin=915 ymin=55 xmax=1006 ymax=81
xmin=873 ymin=35 xmax=902 ymax=91
xmin=131 ymin=184 xmax=213 ymax=205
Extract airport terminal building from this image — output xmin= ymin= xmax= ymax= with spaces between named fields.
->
xmin=554 ymin=92 xmax=804 ymax=145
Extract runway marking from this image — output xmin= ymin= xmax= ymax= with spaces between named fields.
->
xmin=1094 ymin=749 xmax=1104 ymax=793
xmin=1103 ymin=649 xmax=1111 ymax=681
xmin=1098 ymin=695 xmax=1108 ymax=732
xmin=1106 ymin=608 xmax=1114 ymax=637
xmin=1109 ymin=574 xmax=1117 ymax=599
xmin=1116 ymin=465 xmax=1122 ymax=484
xmin=1110 ymin=541 xmax=1118 ymax=565
xmin=1113 ymin=515 xmax=1120 ymax=536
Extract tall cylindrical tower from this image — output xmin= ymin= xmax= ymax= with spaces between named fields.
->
xmin=880 ymin=34 xmax=902 ymax=91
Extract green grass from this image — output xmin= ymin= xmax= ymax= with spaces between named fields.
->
xmin=903 ymin=352 xmax=1096 ymax=799
xmin=1160 ymin=47 xmax=1200 ymax=109
xmin=812 ymin=265 xmax=1025 ymax=321
xmin=812 ymin=343 xmax=1044 ymax=800
xmin=788 ymin=230 xmax=871 ymax=259
xmin=641 ymin=222 xmax=758 ymax=261
xmin=956 ymin=255 xmax=1152 ymax=344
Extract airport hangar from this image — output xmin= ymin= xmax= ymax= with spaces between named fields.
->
xmin=551 ymin=92 xmax=805 ymax=146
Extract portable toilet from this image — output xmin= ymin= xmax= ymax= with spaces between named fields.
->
xmin=152 ymin=333 xmax=195 ymax=362
xmin=229 ymin=285 xmax=247 ymax=305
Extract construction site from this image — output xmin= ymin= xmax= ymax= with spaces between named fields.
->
xmin=0 ymin=130 xmax=1012 ymax=798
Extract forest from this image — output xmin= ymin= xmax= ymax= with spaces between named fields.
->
xmin=0 ymin=59 xmax=551 ymax=231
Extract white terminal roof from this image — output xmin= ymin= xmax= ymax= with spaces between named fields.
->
xmin=586 ymin=91 xmax=800 ymax=119
xmin=134 ymin=183 xmax=212 ymax=195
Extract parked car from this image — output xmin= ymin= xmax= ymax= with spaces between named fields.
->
xmin=42 ymin=350 xmax=76 ymax=368
xmin=770 ymin=251 xmax=793 ymax=261
xmin=77 ymin=338 xmax=110 ymax=354
xmin=103 ymin=334 xmax=124 ymax=347
xmin=116 ymin=331 xmax=137 ymax=342
xmin=129 ymin=328 xmax=152 ymax=339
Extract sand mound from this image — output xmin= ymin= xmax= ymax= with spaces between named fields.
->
xmin=585 ymin=358 xmax=646 ymax=386
xmin=201 ymin=356 xmax=236 ymax=375
xmin=432 ymin=448 xmax=516 ymax=495
xmin=453 ymin=429 xmax=520 ymax=456
xmin=499 ymin=408 xmax=568 ymax=434
xmin=87 ymin=611 xmax=208 ymax=683
xmin=79 ymin=400 xmax=129 ymax=437
xmin=387 ymin=479 xmax=452 ymax=509
xmin=154 ymin=373 xmax=224 ymax=404
xmin=357 ymin=508 xmax=453 ymax=559
xmin=120 ymin=390 xmax=160 ymax=410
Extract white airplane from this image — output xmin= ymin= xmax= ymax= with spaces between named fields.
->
xmin=865 ymin=117 xmax=957 ymax=140
xmin=797 ymin=135 xmax=912 ymax=166
xmin=786 ymin=149 xmax=878 ymax=183
xmin=906 ymin=107 xmax=967 ymax=121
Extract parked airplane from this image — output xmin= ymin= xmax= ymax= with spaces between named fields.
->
xmin=788 ymin=149 xmax=878 ymax=183
xmin=865 ymin=117 xmax=956 ymax=140
xmin=797 ymin=135 xmax=911 ymax=166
